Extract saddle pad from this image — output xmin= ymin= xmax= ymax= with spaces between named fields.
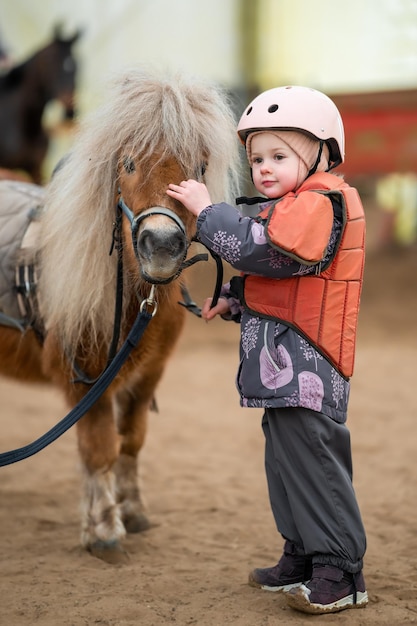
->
xmin=0 ymin=180 xmax=44 ymax=320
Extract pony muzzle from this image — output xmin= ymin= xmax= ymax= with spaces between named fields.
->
xmin=118 ymin=199 xmax=189 ymax=284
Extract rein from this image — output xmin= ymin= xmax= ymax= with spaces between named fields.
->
xmin=0 ymin=196 xmax=223 ymax=466
xmin=71 ymin=207 xmax=124 ymax=384
xmin=0 ymin=302 xmax=156 ymax=467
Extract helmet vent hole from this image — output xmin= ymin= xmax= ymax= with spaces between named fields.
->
xmin=246 ymin=106 xmax=253 ymax=115
xmin=268 ymin=104 xmax=279 ymax=113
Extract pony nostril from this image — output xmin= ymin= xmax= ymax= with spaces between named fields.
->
xmin=170 ymin=230 xmax=187 ymax=256
xmin=138 ymin=231 xmax=151 ymax=259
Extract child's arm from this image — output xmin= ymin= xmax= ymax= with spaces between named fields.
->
xmin=167 ymin=180 xmax=212 ymax=216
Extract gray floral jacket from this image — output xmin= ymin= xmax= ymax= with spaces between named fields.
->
xmin=195 ymin=198 xmax=350 ymax=423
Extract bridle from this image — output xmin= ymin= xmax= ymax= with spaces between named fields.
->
xmin=118 ymin=194 xmax=209 ymax=284
xmin=72 ymin=194 xmax=222 ymax=385
xmin=118 ymin=198 xmax=187 ymax=239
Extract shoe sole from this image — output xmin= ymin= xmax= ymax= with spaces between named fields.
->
xmin=286 ymin=585 xmax=369 ymax=614
xmin=248 ymin=573 xmax=302 ymax=593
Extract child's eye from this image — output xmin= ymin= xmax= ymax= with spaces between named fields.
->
xmin=252 ymin=157 xmax=263 ymax=165
xmin=274 ymin=154 xmax=284 ymax=161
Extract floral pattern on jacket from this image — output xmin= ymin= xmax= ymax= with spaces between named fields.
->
xmin=195 ymin=199 xmax=349 ymax=423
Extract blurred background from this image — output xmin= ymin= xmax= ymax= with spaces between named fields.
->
xmin=1 ymin=0 xmax=417 ymax=252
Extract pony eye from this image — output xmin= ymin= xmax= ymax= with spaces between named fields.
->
xmin=123 ymin=157 xmax=136 ymax=174
xmin=195 ymin=162 xmax=207 ymax=180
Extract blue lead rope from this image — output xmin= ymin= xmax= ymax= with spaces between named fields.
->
xmin=0 ymin=309 xmax=153 ymax=467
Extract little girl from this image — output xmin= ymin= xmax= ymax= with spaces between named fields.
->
xmin=167 ymin=85 xmax=367 ymax=615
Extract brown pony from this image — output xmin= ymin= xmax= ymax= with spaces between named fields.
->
xmin=0 ymin=67 xmax=240 ymax=561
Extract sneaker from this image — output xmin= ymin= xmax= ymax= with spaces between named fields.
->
xmin=286 ymin=564 xmax=368 ymax=614
xmin=248 ymin=545 xmax=312 ymax=593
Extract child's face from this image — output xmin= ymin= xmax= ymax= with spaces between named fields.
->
xmin=250 ymin=132 xmax=301 ymax=198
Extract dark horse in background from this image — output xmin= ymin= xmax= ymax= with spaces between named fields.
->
xmin=0 ymin=25 xmax=81 ymax=183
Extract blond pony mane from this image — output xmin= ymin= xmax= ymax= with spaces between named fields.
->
xmin=38 ymin=66 xmax=241 ymax=350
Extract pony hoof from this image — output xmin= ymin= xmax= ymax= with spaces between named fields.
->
xmin=123 ymin=512 xmax=151 ymax=534
xmin=87 ymin=540 xmax=130 ymax=564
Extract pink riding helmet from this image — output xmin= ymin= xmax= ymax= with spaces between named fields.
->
xmin=237 ymin=85 xmax=345 ymax=170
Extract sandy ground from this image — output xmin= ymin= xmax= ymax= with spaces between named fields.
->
xmin=1 ymin=212 xmax=417 ymax=625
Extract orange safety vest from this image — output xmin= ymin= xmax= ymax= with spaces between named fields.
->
xmin=242 ymin=172 xmax=366 ymax=379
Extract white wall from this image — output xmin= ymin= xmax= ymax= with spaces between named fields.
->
xmin=3 ymin=0 xmax=417 ymax=108
xmin=0 ymin=0 xmax=243 ymax=114
xmin=257 ymin=0 xmax=417 ymax=93
xmin=2 ymin=0 xmax=417 ymax=177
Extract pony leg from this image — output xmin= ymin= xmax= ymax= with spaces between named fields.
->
xmin=113 ymin=453 xmax=150 ymax=533
xmin=113 ymin=386 xmax=153 ymax=533
xmin=75 ymin=395 xmax=127 ymax=558
xmin=80 ymin=465 xmax=127 ymax=560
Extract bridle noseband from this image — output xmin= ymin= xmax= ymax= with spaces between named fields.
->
xmin=118 ymin=197 xmax=187 ymax=247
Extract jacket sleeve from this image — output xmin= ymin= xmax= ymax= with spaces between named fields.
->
xmin=196 ymin=201 xmax=342 ymax=279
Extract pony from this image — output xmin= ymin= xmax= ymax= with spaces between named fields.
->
xmin=0 ymin=25 xmax=81 ymax=184
xmin=0 ymin=66 xmax=240 ymax=562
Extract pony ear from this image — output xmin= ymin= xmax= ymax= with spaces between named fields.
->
xmin=68 ymin=28 xmax=83 ymax=45
xmin=53 ymin=22 xmax=65 ymax=42
xmin=53 ymin=23 xmax=83 ymax=45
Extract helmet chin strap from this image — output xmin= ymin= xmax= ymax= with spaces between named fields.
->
xmin=308 ymin=140 xmax=324 ymax=177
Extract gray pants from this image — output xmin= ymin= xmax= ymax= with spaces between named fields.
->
xmin=263 ymin=407 xmax=366 ymax=573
